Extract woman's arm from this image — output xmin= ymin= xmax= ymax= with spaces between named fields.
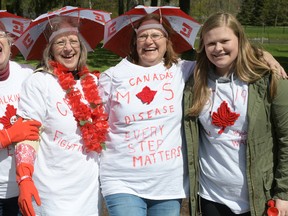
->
xmin=272 ymin=79 xmax=288 ymax=215
xmin=262 ymin=51 xmax=287 ymax=78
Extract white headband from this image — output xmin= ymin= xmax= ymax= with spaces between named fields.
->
xmin=136 ymin=24 xmax=168 ymax=36
xmin=49 ymin=27 xmax=79 ymax=42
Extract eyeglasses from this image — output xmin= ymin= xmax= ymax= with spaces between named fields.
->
xmin=137 ymin=33 xmax=165 ymax=42
xmin=53 ymin=40 xmax=80 ymax=49
xmin=0 ymin=31 xmax=7 ymax=38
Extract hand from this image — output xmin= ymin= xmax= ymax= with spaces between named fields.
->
xmin=275 ymin=199 xmax=288 ymax=216
xmin=16 ymin=163 xmax=40 ymax=216
xmin=18 ymin=179 xmax=41 ymax=216
xmin=7 ymin=117 xmax=41 ymax=143
xmin=0 ymin=117 xmax=41 ymax=148
xmin=262 ymin=51 xmax=287 ymax=78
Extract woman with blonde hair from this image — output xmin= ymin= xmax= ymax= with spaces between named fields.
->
xmin=184 ymin=12 xmax=288 ymax=216
xmin=15 ymin=16 xmax=108 ymax=216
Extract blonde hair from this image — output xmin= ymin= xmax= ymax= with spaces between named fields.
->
xmin=39 ymin=16 xmax=87 ymax=72
xmin=128 ymin=13 xmax=179 ymax=68
xmin=189 ymin=12 xmax=279 ymax=116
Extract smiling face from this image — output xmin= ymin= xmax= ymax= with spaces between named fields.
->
xmin=0 ymin=31 xmax=11 ymax=71
xmin=51 ymin=32 xmax=81 ymax=71
xmin=136 ymin=20 xmax=167 ymax=67
xmin=204 ymin=26 xmax=239 ymax=76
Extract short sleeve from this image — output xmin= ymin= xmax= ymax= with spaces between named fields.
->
xmin=98 ymin=71 xmax=112 ymax=114
xmin=17 ymin=73 xmax=49 ymax=123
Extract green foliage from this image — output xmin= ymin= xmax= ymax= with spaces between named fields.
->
xmin=3 ymin=0 xmax=288 ymax=27
xmin=237 ymin=0 xmax=288 ymax=26
xmin=5 ymin=0 xmax=119 ymax=19
xmin=237 ymin=0 xmax=254 ymax=25
xmin=191 ymin=0 xmax=241 ymax=23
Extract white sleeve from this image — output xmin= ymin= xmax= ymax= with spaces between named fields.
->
xmin=98 ymin=71 xmax=112 ymax=114
xmin=181 ymin=60 xmax=196 ymax=81
xmin=17 ymin=73 xmax=48 ymax=123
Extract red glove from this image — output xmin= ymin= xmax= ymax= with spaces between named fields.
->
xmin=16 ymin=163 xmax=41 ymax=216
xmin=0 ymin=117 xmax=41 ymax=148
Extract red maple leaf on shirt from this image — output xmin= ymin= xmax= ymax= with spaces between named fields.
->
xmin=136 ymin=86 xmax=157 ymax=104
xmin=211 ymin=101 xmax=240 ymax=134
xmin=0 ymin=104 xmax=17 ymax=129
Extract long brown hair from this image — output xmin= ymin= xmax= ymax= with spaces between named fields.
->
xmin=189 ymin=12 xmax=279 ymax=116
xmin=128 ymin=13 xmax=179 ymax=68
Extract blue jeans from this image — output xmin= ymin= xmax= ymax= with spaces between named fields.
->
xmin=104 ymin=193 xmax=182 ymax=216
xmin=0 ymin=197 xmax=21 ymax=216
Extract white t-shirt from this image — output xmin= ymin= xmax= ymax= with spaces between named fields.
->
xmin=17 ymin=71 xmax=102 ymax=216
xmin=198 ymin=73 xmax=249 ymax=214
xmin=99 ymin=58 xmax=195 ymax=199
xmin=0 ymin=61 xmax=33 ymax=199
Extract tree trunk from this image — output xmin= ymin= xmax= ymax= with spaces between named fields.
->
xmin=179 ymin=0 xmax=190 ymax=15
xmin=151 ymin=0 xmax=158 ymax=6
xmin=127 ymin=0 xmax=139 ymax=10
xmin=118 ymin=0 xmax=124 ymax=15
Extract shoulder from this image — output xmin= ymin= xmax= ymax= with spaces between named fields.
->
xmin=178 ymin=59 xmax=196 ymax=68
xmin=100 ymin=58 xmax=132 ymax=78
xmin=176 ymin=59 xmax=196 ymax=81
xmin=9 ymin=61 xmax=35 ymax=74
xmin=23 ymin=70 xmax=56 ymax=90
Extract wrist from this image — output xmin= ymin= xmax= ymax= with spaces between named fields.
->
xmin=0 ymin=129 xmax=12 ymax=148
xmin=17 ymin=175 xmax=32 ymax=185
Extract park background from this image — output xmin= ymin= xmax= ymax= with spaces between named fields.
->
xmin=0 ymin=0 xmax=287 ymax=72
xmin=1 ymin=0 xmax=287 ymax=215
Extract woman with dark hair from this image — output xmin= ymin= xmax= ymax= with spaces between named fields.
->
xmin=99 ymin=13 xmax=194 ymax=216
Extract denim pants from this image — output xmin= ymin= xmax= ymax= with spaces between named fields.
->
xmin=105 ymin=193 xmax=182 ymax=216
xmin=0 ymin=197 xmax=21 ymax=216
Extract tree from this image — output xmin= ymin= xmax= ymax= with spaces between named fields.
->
xmin=266 ymin=0 xmax=288 ymax=26
xmin=151 ymin=0 xmax=158 ymax=6
xmin=252 ymin=0 xmax=264 ymax=25
xmin=237 ymin=0 xmax=254 ymax=25
xmin=118 ymin=0 xmax=124 ymax=15
xmin=126 ymin=0 xmax=138 ymax=10
xmin=179 ymin=0 xmax=190 ymax=15
xmin=1 ymin=0 xmax=7 ymax=10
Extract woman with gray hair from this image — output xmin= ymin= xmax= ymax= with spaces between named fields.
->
xmin=15 ymin=16 xmax=108 ymax=216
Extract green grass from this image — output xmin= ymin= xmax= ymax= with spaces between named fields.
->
xmin=243 ymin=26 xmax=288 ymax=40
xmin=86 ymin=46 xmax=121 ymax=72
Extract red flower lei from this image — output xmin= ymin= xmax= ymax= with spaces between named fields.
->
xmin=50 ymin=61 xmax=108 ymax=153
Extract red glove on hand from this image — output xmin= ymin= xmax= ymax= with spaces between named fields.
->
xmin=0 ymin=117 xmax=41 ymax=148
xmin=17 ymin=163 xmax=41 ymax=216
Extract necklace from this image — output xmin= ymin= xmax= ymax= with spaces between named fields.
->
xmin=50 ymin=61 xmax=108 ymax=153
